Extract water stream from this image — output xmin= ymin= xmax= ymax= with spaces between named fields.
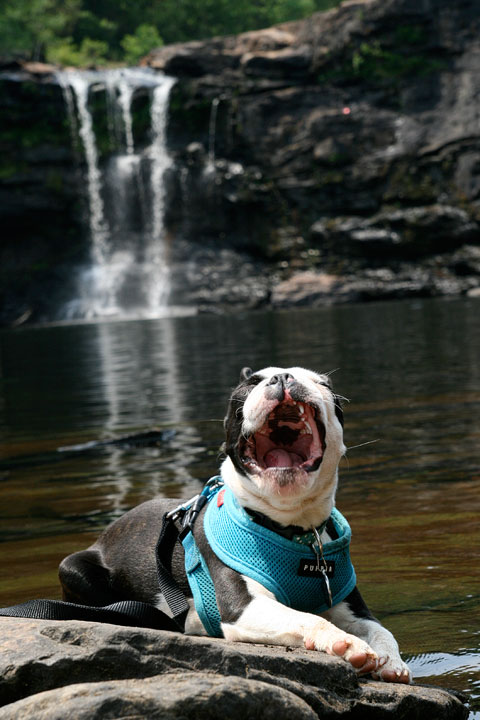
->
xmin=57 ymin=68 xmax=176 ymax=320
xmin=208 ymin=96 xmax=221 ymax=168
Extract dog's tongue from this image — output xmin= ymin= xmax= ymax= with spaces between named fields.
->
xmin=264 ymin=449 xmax=302 ymax=468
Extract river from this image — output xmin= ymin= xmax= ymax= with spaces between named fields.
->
xmin=0 ymin=297 xmax=479 ymax=716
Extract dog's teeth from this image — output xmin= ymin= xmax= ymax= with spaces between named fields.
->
xmin=305 ymin=421 xmax=313 ymax=434
xmin=298 ymin=404 xmax=304 ymax=414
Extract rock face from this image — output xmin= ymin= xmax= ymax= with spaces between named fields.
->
xmin=148 ymin=0 xmax=480 ymax=308
xmin=0 ymin=617 xmax=468 ymax=719
xmin=1 ymin=0 xmax=480 ymax=323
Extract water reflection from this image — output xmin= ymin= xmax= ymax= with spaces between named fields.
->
xmin=408 ymin=650 xmax=480 ymax=719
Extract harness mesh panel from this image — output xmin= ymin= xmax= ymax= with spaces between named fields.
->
xmin=205 ymin=488 xmax=356 ymax=613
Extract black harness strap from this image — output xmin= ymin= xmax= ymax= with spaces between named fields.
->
xmin=155 ymin=511 xmax=190 ymax=630
xmin=154 ymin=478 xmax=221 ymax=630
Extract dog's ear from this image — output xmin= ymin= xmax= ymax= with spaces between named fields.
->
xmin=333 ymin=395 xmax=344 ymax=428
xmin=240 ymin=367 xmax=253 ymax=382
xmin=320 ymin=374 xmax=343 ymax=427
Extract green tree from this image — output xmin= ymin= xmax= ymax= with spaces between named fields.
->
xmin=48 ymin=37 xmax=109 ymax=66
xmin=0 ymin=0 xmax=82 ymax=60
xmin=120 ymin=24 xmax=163 ymax=65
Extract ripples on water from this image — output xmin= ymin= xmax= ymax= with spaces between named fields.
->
xmin=0 ymin=297 xmax=479 ymax=715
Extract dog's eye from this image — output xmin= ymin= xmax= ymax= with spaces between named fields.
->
xmin=244 ymin=374 xmax=262 ymax=387
xmin=313 ymin=379 xmax=331 ymax=389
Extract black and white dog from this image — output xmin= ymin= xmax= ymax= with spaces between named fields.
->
xmin=59 ymin=366 xmax=411 ymax=683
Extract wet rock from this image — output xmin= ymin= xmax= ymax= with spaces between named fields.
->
xmin=449 ymin=245 xmax=480 ymax=276
xmin=169 ymin=244 xmax=271 ymax=311
xmin=0 ymin=618 xmax=468 ymax=719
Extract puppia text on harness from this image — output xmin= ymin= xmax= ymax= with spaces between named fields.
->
xmin=182 ymin=481 xmax=356 ymax=637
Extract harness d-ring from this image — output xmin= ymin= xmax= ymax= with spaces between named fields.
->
xmin=312 ymin=526 xmax=333 ymax=608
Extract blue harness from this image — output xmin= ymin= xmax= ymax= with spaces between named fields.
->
xmin=181 ymin=479 xmax=356 ymax=638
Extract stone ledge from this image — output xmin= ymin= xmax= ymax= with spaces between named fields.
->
xmin=0 ymin=617 xmax=468 ymax=719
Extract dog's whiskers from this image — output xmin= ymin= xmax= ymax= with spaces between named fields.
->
xmin=345 ymin=439 xmax=380 ymax=451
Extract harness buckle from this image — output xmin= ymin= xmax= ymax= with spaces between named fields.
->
xmin=166 ymin=495 xmax=200 ymax=523
xmin=166 ymin=477 xmax=223 ymax=525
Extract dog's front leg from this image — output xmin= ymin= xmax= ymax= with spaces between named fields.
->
xmin=221 ymin=579 xmax=378 ymax=675
xmin=323 ymin=589 xmax=411 ymax=683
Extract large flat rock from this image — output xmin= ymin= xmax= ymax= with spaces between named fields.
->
xmin=0 ymin=617 xmax=468 ymax=719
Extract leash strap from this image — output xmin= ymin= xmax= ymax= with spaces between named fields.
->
xmin=0 ymin=597 xmax=179 ymax=631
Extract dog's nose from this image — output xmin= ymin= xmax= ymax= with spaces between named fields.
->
xmin=268 ymin=373 xmax=294 ymax=388
xmin=266 ymin=373 xmax=295 ymax=401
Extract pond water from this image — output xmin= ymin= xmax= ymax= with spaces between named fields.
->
xmin=0 ymin=297 xmax=479 ymax=716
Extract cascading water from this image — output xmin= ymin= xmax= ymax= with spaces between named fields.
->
xmin=207 ymin=96 xmax=221 ymax=169
xmin=147 ymin=76 xmax=176 ymax=310
xmin=57 ymin=67 xmax=176 ymax=320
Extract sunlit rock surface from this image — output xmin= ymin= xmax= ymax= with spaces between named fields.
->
xmin=0 ymin=617 xmax=468 ymax=719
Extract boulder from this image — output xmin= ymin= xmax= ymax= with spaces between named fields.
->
xmin=310 ymin=206 xmax=480 ymax=260
xmin=0 ymin=673 xmax=318 ymax=720
xmin=0 ymin=617 xmax=468 ymax=719
xmin=271 ymin=271 xmax=341 ymax=307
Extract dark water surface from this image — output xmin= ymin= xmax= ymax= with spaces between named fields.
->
xmin=1 ymin=297 xmax=479 ymax=715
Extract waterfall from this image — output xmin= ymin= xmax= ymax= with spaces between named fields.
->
xmin=63 ymin=72 xmax=110 ymax=271
xmin=147 ymin=77 xmax=177 ymax=310
xmin=207 ymin=96 xmax=221 ymax=168
xmin=57 ymin=68 xmax=176 ymax=320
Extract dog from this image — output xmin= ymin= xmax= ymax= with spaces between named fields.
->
xmin=59 ymin=366 xmax=411 ymax=683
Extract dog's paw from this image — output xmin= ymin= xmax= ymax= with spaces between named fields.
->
xmin=305 ymin=624 xmax=378 ymax=675
xmin=372 ymin=655 xmax=411 ymax=684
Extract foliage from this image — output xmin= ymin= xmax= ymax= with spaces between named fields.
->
xmin=0 ymin=0 xmax=82 ymax=60
xmin=48 ymin=37 xmax=109 ymax=66
xmin=0 ymin=0 xmax=342 ymax=66
xmin=351 ymin=41 xmax=447 ymax=82
xmin=121 ymin=24 xmax=163 ymax=65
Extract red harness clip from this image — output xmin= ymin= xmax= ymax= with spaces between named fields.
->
xmin=217 ymin=489 xmax=225 ymax=507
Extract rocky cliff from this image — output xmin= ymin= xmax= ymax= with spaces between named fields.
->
xmin=1 ymin=0 xmax=480 ymax=323
xmin=0 ymin=617 xmax=469 ymax=718
xmin=146 ymin=0 xmax=480 ymax=310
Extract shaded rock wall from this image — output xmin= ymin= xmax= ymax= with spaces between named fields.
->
xmin=0 ymin=68 xmax=86 ymax=322
xmin=148 ymin=0 xmax=480 ymax=307
xmin=0 ymin=617 xmax=469 ymax=718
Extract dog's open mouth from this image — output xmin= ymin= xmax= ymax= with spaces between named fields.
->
xmin=240 ymin=401 xmax=325 ymax=474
